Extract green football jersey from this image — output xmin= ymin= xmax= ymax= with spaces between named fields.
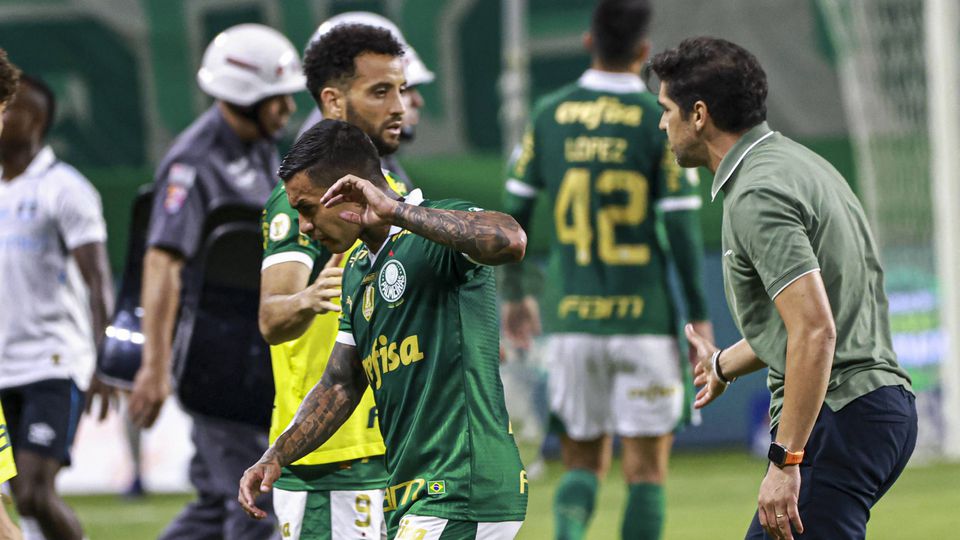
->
xmin=337 ymin=190 xmax=528 ymax=527
xmin=504 ymin=71 xmax=705 ymax=335
xmin=262 ymin=182 xmax=390 ymax=489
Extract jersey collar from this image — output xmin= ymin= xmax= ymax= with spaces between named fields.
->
xmin=0 ymin=145 xmax=56 ymax=182
xmin=577 ymin=69 xmax=646 ymax=94
xmin=711 ymin=122 xmax=776 ymax=201
xmin=387 ymin=188 xmax=424 ymax=236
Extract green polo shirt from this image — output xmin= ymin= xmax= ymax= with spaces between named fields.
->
xmin=716 ymin=122 xmax=912 ymax=426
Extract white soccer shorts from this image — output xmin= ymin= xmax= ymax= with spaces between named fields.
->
xmin=273 ymin=487 xmax=386 ymax=539
xmin=395 ymin=514 xmax=523 ymax=540
xmin=546 ymin=334 xmax=684 ymax=440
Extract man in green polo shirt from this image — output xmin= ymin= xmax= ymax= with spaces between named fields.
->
xmin=649 ymin=37 xmax=917 ymax=540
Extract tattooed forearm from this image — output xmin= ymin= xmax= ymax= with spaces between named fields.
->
xmin=392 ymin=204 xmax=527 ymax=265
xmin=264 ymin=343 xmax=368 ymax=466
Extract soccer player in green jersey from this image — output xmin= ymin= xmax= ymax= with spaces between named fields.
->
xmin=256 ymin=22 xmax=414 ymax=539
xmin=501 ymin=2 xmax=712 ymax=539
xmin=240 ymin=119 xmax=529 ymax=539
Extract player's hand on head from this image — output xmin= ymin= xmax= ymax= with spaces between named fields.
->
xmin=501 ymin=296 xmax=541 ymax=351
xmin=238 ymin=455 xmax=282 ymax=520
xmin=128 ymin=364 xmax=171 ymax=428
xmin=84 ymin=373 xmax=120 ymax=422
xmin=320 ymin=174 xmax=398 ymax=227
xmin=304 ymin=253 xmax=344 ymax=314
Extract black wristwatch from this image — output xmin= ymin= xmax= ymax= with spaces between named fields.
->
xmin=768 ymin=442 xmax=804 ymax=468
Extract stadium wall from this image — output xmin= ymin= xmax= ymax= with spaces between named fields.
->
xmin=2 ymin=0 xmax=861 ymax=451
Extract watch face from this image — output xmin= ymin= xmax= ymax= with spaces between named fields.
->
xmin=768 ymin=443 xmax=787 ymax=466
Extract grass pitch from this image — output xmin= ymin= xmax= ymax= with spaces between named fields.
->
xmin=39 ymin=450 xmax=959 ymax=539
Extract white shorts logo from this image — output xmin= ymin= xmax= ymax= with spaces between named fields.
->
xmin=27 ymin=422 xmax=56 ymax=447
xmin=378 ymin=260 xmax=407 ymax=302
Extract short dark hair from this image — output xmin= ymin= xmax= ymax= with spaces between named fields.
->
xmin=303 ymin=23 xmax=404 ymax=99
xmin=650 ymin=37 xmax=768 ymax=133
xmin=278 ymin=119 xmax=386 ymax=188
xmin=591 ymin=0 xmax=652 ymax=69
xmin=19 ymin=74 xmax=57 ymax=137
xmin=0 ymin=48 xmax=20 ymax=105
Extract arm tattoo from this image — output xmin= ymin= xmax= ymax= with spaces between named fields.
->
xmin=266 ymin=343 xmax=368 ymax=466
xmin=392 ymin=204 xmax=526 ymax=265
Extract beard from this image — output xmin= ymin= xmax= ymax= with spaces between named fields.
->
xmin=345 ymin=103 xmax=401 ymax=156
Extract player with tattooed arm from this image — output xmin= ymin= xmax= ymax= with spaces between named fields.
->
xmin=240 ymin=119 xmax=528 ymax=539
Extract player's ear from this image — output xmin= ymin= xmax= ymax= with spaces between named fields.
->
xmin=582 ymin=31 xmax=593 ymax=54
xmin=320 ymin=87 xmax=344 ymax=120
xmin=693 ymin=100 xmax=709 ymax=132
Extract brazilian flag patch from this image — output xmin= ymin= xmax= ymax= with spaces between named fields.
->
xmin=427 ymin=480 xmax=445 ymax=496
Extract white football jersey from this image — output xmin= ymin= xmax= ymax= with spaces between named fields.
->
xmin=0 ymin=146 xmax=107 ymax=390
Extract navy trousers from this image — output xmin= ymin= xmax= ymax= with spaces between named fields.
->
xmin=746 ymin=385 xmax=917 ymax=540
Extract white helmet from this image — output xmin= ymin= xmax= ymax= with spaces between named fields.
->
xmin=310 ymin=12 xmax=435 ymax=87
xmin=198 ymin=23 xmax=306 ymax=106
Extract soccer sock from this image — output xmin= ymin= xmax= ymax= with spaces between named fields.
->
xmin=19 ymin=517 xmax=48 ymax=540
xmin=621 ymin=482 xmax=665 ymax=540
xmin=553 ymin=469 xmax=598 ymax=540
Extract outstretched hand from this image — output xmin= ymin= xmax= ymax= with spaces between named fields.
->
xmin=238 ymin=455 xmax=282 ymax=520
xmin=301 ymin=253 xmax=343 ymax=315
xmin=684 ymin=323 xmax=726 ymax=409
xmin=320 ymin=174 xmax=398 ymax=228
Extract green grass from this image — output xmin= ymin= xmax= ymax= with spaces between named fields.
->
xmin=518 ymin=450 xmax=960 ymax=538
xmin=6 ymin=451 xmax=952 ymax=539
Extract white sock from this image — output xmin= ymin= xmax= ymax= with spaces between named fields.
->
xmin=18 ymin=517 xmax=47 ymax=540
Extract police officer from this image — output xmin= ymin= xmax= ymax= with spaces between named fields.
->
xmin=126 ymin=24 xmax=305 ymax=540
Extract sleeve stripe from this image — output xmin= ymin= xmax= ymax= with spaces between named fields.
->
xmin=771 ymin=268 xmax=821 ymax=300
xmin=64 ymin=230 xmax=108 ymax=250
xmin=261 ymin=251 xmax=316 ymax=272
xmin=657 ymin=196 xmax=703 ymax=212
xmin=505 ymin=178 xmax=539 ymax=198
xmin=336 ymin=331 xmax=356 ymax=346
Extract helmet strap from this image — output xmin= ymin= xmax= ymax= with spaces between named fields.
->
xmin=224 ymin=98 xmax=276 ymax=140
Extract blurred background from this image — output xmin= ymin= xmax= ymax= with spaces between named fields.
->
xmin=1 ymin=0 xmax=958 ymax=537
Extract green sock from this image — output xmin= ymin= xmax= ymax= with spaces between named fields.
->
xmin=554 ymin=469 xmax=598 ymax=540
xmin=621 ymin=482 xmax=665 ymax=540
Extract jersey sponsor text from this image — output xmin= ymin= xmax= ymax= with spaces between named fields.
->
xmin=554 ymin=96 xmax=643 ymax=130
xmin=361 ymin=334 xmax=425 ymax=390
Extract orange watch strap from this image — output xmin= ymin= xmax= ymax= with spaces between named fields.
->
xmin=784 ymin=449 xmax=804 ymax=465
